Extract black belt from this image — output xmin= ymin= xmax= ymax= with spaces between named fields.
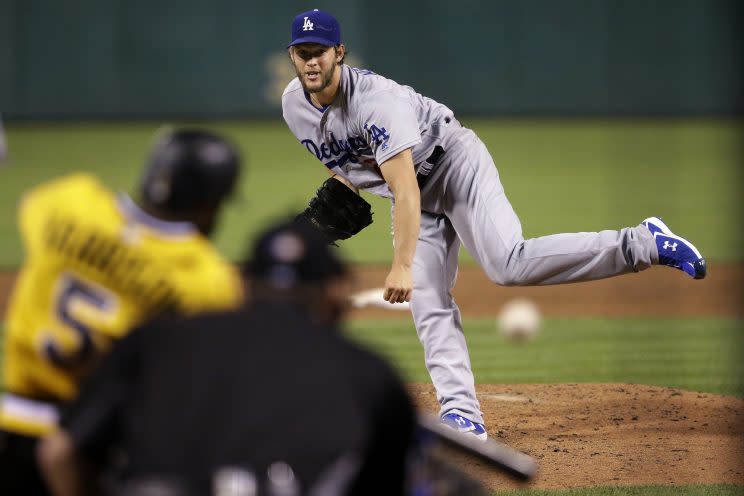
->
xmin=416 ymin=145 xmax=445 ymax=189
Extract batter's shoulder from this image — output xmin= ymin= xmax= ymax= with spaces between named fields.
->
xmin=167 ymin=239 xmax=244 ymax=313
xmin=17 ymin=173 xmax=113 ymax=253
xmin=22 ymin=173 xmax=107 ymax=209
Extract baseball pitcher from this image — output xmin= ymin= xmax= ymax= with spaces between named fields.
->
xmin=281 ymin=9 xmax=706 ymax=441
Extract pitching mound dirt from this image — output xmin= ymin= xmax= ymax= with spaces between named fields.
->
xmin=409 ymin=383 xmax=744 ymax=490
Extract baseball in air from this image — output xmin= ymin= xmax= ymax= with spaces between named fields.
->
xmin=498 ymin=298 xmax=542 ymax=341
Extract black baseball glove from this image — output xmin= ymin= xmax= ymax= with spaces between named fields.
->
xmin=295 ymin=177 xmax=373 ymax=245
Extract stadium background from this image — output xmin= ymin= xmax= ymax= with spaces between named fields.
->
xmin=0 ymin=0 xmax=742 ymax=494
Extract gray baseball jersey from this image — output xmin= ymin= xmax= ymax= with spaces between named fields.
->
xmin=282 ymin=65 xmax=454 ymax=200
xmin=282 ymin=65 xmax=658 ymax=427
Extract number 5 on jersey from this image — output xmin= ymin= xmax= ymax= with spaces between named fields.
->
xmin=42 ymin=275 xmax=118 ymax=368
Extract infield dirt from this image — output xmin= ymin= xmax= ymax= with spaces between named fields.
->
xmin=1 ymin=266 xmax=742 ymax=490
xmin=1 ymin=264 xmax=741 ymax=318
xmin=410 ymin=383 xmax=744 ymax=490
xmin=348 ymin=264 xmax=743 ymax=318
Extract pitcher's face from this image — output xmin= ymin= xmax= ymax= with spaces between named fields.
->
xmin=290 ymin=43 xmax=343 ymax=94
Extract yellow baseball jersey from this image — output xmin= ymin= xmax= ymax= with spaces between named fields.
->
xmin=1 ymin=173 xmax=243 ymax=436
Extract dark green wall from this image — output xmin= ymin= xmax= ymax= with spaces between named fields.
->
xmin=1 ymin=0 xmax=741 ymax=118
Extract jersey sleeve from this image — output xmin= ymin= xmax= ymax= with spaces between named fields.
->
xmin=358 ymin=90 xmax=422 ymax=165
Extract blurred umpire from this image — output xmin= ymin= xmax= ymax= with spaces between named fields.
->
xmin=38 ymin=221 xmax=417 ymax=496
xmin=0 ymin=129 xmax=244 ymax=495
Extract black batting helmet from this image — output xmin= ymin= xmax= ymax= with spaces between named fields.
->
xmin=140 ymin=129 xmax=241 ymax=215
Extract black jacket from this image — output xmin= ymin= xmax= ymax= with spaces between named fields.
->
xmin=61 ymin=302 xmax=415 ymax=495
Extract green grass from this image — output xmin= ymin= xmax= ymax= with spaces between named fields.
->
xmin=493 ymin=484 xmax=744 ymax=495
xmin=0 ymin=118 xmax=742 ymax=267
xmin=3 ymin=317 xmax=740 ymax=397
xmin=346 ymin=317 xmax=744 ymax=396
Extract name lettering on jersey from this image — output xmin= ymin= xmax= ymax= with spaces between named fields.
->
xmin=43 ymin=214 xmax=180 ymax=312
xmin=302 ymin=17 xmax=314 ymax=31
xmin=301 ymin=132 xmax=373 ymax=169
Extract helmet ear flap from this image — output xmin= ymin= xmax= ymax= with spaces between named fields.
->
xmin=142 ymin=159 xmax=174 ymax=207
xmin=141 ymin=134 xmax=184 ymax=211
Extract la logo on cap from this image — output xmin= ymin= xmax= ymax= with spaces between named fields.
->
xmin=288 ymin=9 xmax=340 ymax=48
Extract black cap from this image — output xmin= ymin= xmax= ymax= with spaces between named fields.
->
xmin=247 ymin=221 xmax=346 ymax=288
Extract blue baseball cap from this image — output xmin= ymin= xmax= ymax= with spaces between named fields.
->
xmin=288 ymin=9 xmax=341 ymax=48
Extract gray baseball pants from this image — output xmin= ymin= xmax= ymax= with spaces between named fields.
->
xmin=411 ymin=125 xmax=658 ymax=424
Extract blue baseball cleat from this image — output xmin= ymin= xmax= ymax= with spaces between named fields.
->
xmin=643 ymin=217 xmax=706 ymax=279
xmin=441 ymin=412 xmax=488 ymax=441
